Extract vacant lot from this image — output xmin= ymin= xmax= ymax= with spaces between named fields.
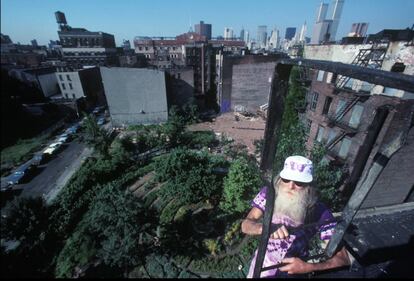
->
xmin=188 ymin=112 xmax=266 ymax=154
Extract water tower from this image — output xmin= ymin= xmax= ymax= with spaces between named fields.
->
xmin=55 ymin=11 xmax=69 ymax=31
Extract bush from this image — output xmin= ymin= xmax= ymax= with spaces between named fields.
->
xmin=155 ymin=148 xmax=227 ymax=205
xmin=220 ymin=158 xmax=262 ymax=215
xmin=203 ymin=239 xmax=221 ymax=256
xmin=223 ymin=220 xmax=242 ymax=247
xmin=55 ymin=221 xmax=97 ymax=278
xmin=159 ymin=199 xmax=183 ymax=224
xmin=181 ymin=130 xmax=218 ymax=149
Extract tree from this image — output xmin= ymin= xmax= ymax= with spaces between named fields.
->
xmin=0 ymin=197 xmax=60 ymax=277
xmin=162 ymin=106 xmax=186 ymax=147
xmin=82 ymin=113 xmax=111 ymax=157
xmin=84 ymin=182 xmax=156 ymax=276
xmin=220 ymin=157 xmax=262 ymax=214
xmin=310 ymin=143 xmax=346 ymax=211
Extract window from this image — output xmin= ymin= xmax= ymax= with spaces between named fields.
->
xmin=338 ymin=137 xmax=352 ymax=159
xmin=139 ymin=47 xmax=142 ymax=51
xmin=344 ymin=78 xmax=353 ymax=89
xmin=315 ymin=125 xmax=325 ymax=143
xmin=317 ymin=70 xmax=325 ymax=81
xmin=310 ymin=92 xmax=319 ymax=111
xmin=335 ymin=99 xmax=346 ymax=116
xmin=322 ymin=96 xmax=332 ymax=115
xmin=69 ymin=83 xmax=73 ymax=90
xmin=331 ymin=73 xmax=338 ymax=84
xmin=177 ymin=73 xmax=181 ymax=79
xmin=383 ymin=87 xmax=398 ymax=96
xmin=58 ymin=74 xmax=63 ymax=81
xmin=327 ymin=129 xmax=337 ymax=144
xmin=72 ymin=94 xmax=75 ymax=99
xmin=349 ymin=103 xmax=364 ymax=128
xmin=326 ymin=72 xmax=333 ymax=83
xmin=65 ymin=94 xmax=68 ymax=99
xmin=61 ymin=83 xmax=66 ymax=90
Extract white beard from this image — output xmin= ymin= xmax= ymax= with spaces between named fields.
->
xmin=273 ymin=185 xmax=310 ymax=225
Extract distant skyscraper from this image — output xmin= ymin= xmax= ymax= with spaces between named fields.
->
xmin=311 ymin=0 xmax=344 ymax=44
xmin=123 ymin=39 xmax=131 ymax=51
xmin=268 ymin=27 xmax=280 ymax=49
xmin=244 ymin=31 xmax=250 ymax=44
xmin=349 ymin=22 xmax=369 ymax=37
xmin=195 ymin=21 xmax=212 ymax=40
xmin=329 ymin=0 xmax=344 ymax=41
xmin=257 ymin=25 xmax=267 ymax=48
xmin=316 ymin=2 xmax=328 ymax=22
xmin=240 ymin=27 xmax=245 ymax=41
xmin=31 ymin=39 xmax=38 ymax=47
xmin=299 ymin=22 xmax=307 ymax=42
xmin=224 ymin=27 xmax=233 ymax=39
xmin=285 ymin=27 xmax=296 ymax=40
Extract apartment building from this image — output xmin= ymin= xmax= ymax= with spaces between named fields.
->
xmin=303 ymin=28 xmax=414 ymax=193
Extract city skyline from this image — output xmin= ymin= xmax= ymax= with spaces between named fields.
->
xmin=1 ymin=0 xmax=413 ymax=46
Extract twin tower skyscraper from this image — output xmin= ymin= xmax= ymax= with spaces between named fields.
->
xmin=311 ymin=0 xmax=344 ymax=44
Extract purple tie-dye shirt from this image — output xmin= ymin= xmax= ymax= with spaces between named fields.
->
xmin=247 ymin=186 xmax=336 ymax=278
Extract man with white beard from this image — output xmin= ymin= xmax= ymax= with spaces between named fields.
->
xmin=242 ymin=155 xmax=352 ymax=278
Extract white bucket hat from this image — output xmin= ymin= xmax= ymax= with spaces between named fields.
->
xmin=279 ymin=155 xmax=313 ymax=183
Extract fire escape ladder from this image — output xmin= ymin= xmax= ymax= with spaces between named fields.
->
xmin=297 ymin=66 xmax=311 ymax=87
xmin=335 ymin=44 xmax=387 ymax=89
xmin=334 ymin=96 xmax=361 ymax=122
xmin=326 ymin=130 xmax=347 ymax=150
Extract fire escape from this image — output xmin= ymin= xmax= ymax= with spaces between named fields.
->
xmin=325 ymin=42 xmax=388 ymax=154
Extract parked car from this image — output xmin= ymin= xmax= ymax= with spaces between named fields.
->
xmin=1 ymin=178 xmax=12 ymax=192
xmin=31 ymin=153 xmax=47 ymax=165
xmin=7 ymin=162 xmax=37 ymax=185
xmin=97 ymin=117 xmax=106 ymax=126
xmin=43 ymin=142 xmax=63 ymax=155
xmin=57 ymin=133 xmax=71 ymax=143
xmin=67 ymin=124 xmax=80 ymax=134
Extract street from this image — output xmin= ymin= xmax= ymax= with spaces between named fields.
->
xmin=1 ymin=139 xmax=93 ymax=214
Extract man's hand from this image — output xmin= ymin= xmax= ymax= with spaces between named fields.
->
xmin=279 ymin=257 xmax=312 ymax=274
xmin=270 ymin=225 xmax=289 ymax=239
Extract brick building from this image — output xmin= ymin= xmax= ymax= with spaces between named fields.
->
xmin=303 ymin=28 xmax=414 ymax=193
xmin=55 ymin=11 xmax=118 ymax=69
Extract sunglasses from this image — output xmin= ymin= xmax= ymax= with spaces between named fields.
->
xmin=280 ymin=177 xmax=308 ymax=188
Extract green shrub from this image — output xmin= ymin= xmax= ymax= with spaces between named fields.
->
xmin=181 ymin=130 xmax=217 ymax=148
xmin=190 ymin=254 xmax=242 ymax=274
xmin=220 ymin=157 xmax=262 ymax=215
xmin=55 ymin=221 xmax=97 ymax=278
xmin=223 ymin=220 xmax=242 ymax=247
xmin=160 ymin=199 xmax=183 ymax=224
xmin=143 ymin=189 xmax=159 ymax=208
xmin=203 ymin=239 xmax=221 ymax=256
xmin=156 ymin=148 xmax=227 ymax=205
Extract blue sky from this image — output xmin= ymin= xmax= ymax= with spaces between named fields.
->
xmin=1 ymin=0 xmax=413 ymax=46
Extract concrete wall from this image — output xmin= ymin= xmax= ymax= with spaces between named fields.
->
xmin=38 ymin=73 xmax=59 ymax=97
xmin=231 ymin=62 xmax=276 ymax=112
xmin=100 ymin=67 xmax=168 ymax=126
xmin=217 ymin=54 xmax=286 ymax=113
xmin=167 ymin=68 xmax=194 ymax=107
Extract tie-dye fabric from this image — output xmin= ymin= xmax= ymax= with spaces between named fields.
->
xmin=247 ymin=186 xmax=336 ymax=278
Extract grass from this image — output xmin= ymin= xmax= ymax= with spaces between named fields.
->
xmin=1 ymin=134 xmax=50 ymax=176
